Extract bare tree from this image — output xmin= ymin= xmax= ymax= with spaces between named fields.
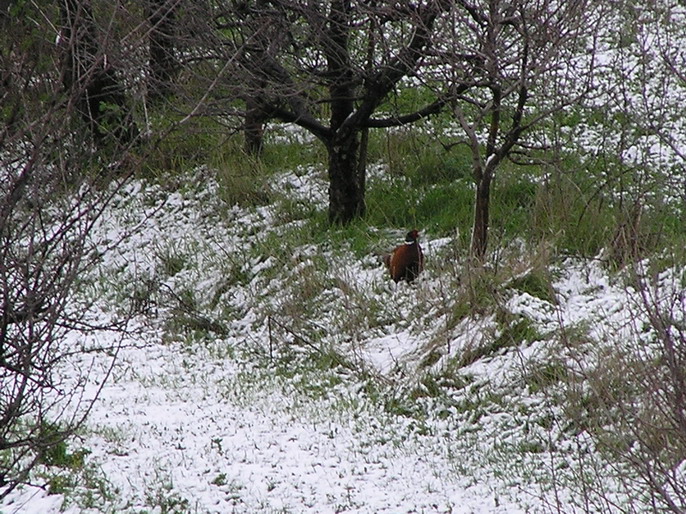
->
xmin=0 ymin=1 xmax=148 ymax=498
xmin=631 ymin=270 xmax=686 ymax=512
xmin=629 ymin=1 xmax=686 ymax=161
xmin=204 ymin=1 xmax=452 ymax=224
xmin=557 ymin=266 xmax=686 ymax=513
xmin=574 ymin=3 xmax=686 ymax=509
xmin=441 ymin=0 xmax=604 ymax=259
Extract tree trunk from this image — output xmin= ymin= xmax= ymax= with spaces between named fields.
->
xmin=60 ymin=0 xmax=137 ymax=146
xmin=325 ymin=0 xmax=366 ymax=224
xmin=244 ymin=97 xmax=267 ymax=156
xmin=327 ymin=130 xmax=365 ymax=224
xmin=471 ymin=171 xmax=492 ymax=260
xmin=147 ymin=0 xmax=179 ymax=101
xmin=357 ymin=127 xmax=369 ymax=202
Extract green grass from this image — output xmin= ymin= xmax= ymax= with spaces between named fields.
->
xmin=457 ymin=313 xmax=540 ymax=368
xmin=141 ymin=99 xmax=686 ymax=269
xmin=417 ymin=182 xmax=475 ymax=236
xmin=32 ymin=423 xmax=89 ymax=472
xmin=370 ymin=129 xmax=473 ymax=185
xmin=261 ymin=133 xmax=328 ymax=170
xmin=531 ymin=175 xmax=614 ymax=257
xmin=524 ymin=361 xmax=569 ymax=394
xmin=83 ymin=100 xmax=686 ymax=511
xmin=216 ymin=155 xmax=275 ymax=207
xmin=508 ymin=269 xmax=557 ymax=304
xmin=363 ymin=174 xmax=474 ymax=238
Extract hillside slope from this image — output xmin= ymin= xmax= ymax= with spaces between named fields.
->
xmin=2 ymin=165 xmax=681 ymax=513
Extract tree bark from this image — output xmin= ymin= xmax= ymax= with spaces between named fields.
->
xmin=471 ymin=170 xmax=492 ymax=260
xmin=244 ymin=97 xmax=268 ymax=156
xmin=327 ymin=130 xmax=365 ymax=223
xmin=147 ymin=0 xmax=179 ymax=102
xmin=60 ymin=0 xmax=137 ymax=146
xmin=326 ymin=0 xmax=365 ymax=223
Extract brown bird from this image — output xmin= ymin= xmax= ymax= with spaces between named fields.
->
xmin=383 ymin=229 xmax=424 ymax=283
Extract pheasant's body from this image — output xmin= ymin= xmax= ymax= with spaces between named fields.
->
xmin=384 ymin=230 xmax=424 ymax=283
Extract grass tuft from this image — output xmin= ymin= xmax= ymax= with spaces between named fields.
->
xmin=508 ymin=270 xmax=557 ymax=304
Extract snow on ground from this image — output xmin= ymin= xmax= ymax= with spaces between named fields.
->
xmin=67 ymin=340 xmax=524 ymax=513
xmin=0 ymin=167 xmax=666 ymax=513
xmin=2 ymin=334 xmax=529 ymax=512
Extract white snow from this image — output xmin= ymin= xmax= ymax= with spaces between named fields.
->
xmin=7 ymin=9 xmax=686 ymax=506
xmin=2 ymin=164 xmax=674 ymax=513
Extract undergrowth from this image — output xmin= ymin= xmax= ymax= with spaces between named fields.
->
xmin=39 ymin=114 xmax=686 ymax=512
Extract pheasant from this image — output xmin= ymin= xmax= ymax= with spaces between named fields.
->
xmin=383 ymin=229 xmax=424 ymax=283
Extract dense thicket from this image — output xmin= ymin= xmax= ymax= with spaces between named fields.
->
xmin=1 ymin=0 xmax=144 ymax=497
